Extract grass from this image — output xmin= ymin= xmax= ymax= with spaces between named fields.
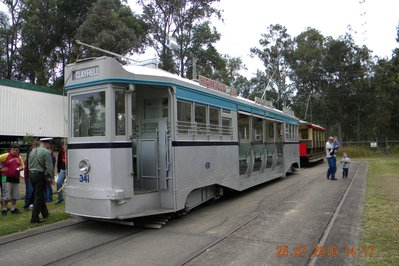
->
xmin=0 ymin=184 xmax=70 ymax=237
xmin=357 ymin=156 xmax=399 ymax=265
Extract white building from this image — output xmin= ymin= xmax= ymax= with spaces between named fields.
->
xmin=0 ymin=79 xmax=66 ymax=148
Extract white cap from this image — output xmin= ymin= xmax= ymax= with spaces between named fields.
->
xmin=40 ymin=137 xmax=53 ymax=143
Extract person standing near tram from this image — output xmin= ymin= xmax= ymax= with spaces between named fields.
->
xmin=56 ymin=140 xmax=67 ymax=204
xmin=28 ymin=138 xmax=54 ymax=223
xmin=0 ymin=143 xmax=24 ymax=215
xmin=326 ymin=136 xmax=337 ymax=180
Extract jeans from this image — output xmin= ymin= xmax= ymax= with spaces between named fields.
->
xmin=56 ymin=169 xmax=66 ymax=202
xmin=327 ymin=157 xmax=337 ymax=179
xmin=24 ymin=179 xmax=34 ymax=208
xmin=45 ymin=182 xmax=53 ymax=202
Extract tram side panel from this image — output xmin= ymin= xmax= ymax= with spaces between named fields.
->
xmin=66 ymin=148 xmax=115 ymax=218
xmin=173 ymin=145 xmax=238 ymax=211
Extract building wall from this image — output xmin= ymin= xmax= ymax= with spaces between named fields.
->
xmin=0 ymin=83 xmax=67 ymax=138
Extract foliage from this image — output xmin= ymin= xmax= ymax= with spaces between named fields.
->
xmin=76 ymin=0 xmax=148 ymax=60
xmin=139 ymin=0 xmax=222 ymax=77
xmin=251 ymin=24 xmax=294 ymax=109
xmin=0 ymin=2 xmax=398 ymax=141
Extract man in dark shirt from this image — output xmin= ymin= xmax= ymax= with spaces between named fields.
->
xmin=28 ymin=138 xmax=54 ymax=223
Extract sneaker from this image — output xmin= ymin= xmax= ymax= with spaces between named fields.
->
xmin=1 ymin=209 xmax=7 ymax=216
xmin=11 ymin=208 xmax=21 ymax=214
xmin=29 ymin=204 xmax=34 ymax=209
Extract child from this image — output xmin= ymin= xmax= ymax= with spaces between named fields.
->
xmin=340 ymin=152 xmax=350 ymax=178
xmin=330 ymin=137 xmax=340 ymax=156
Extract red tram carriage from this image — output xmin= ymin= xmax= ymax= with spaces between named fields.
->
xmin=299 ymin=120 xmax=325 ymax=165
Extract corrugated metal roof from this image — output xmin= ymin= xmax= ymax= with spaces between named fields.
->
xmin=0 ymin=79 xmax=64 ymax=96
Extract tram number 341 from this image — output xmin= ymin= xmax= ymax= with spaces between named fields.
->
xmin=79 ymin=174 xmax=90 ymax=183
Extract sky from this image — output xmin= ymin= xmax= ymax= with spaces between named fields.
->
xmin=210 ymin=0 xmax=399 ymax=77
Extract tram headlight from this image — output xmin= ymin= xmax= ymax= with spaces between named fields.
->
xmin=79 ymin=159 xmax=91 ymax=174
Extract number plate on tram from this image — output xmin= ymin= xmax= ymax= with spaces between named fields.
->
xmin=79 ymin=174 xmax=90 ymax=183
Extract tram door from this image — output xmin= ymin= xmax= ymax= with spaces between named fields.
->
xmin=130 ymin=85 xmax=174 ymax=208
xmin=276 ymin=122 xmax=284 ymax=172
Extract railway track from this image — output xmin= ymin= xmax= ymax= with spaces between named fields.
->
xmin=0 ymin=163 xmax=364 ymax=266
xmin=178 ymin=162 xmax=364 ymax=265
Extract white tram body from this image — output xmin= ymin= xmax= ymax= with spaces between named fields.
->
xmin=64 ymin=57 xmax=300 ymax=220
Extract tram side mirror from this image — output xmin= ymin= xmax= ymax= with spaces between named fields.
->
xmin=126 ymin=84 xmax=135 ymax=93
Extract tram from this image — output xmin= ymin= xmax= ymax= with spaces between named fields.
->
xmin=299 ymin=120 xmax=325 ymax=165
xmin=64 ymin=56 xmax=300 ymax=220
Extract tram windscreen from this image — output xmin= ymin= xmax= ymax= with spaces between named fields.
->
xmin=71 ymin=91 xmax=106 ymax=137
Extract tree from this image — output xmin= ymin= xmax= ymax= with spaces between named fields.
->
xmin=288 ymin=28 xmax=325 ymax=121
xmin=0 ymin=11 xmax=8 ymax=77
xmin=0 ymin=0 xmax=23 ymax=80
xmin=251 ymin=24 xmax=294 ymax=110
xmin=51 ymin=0 xmax=97 ymax=88
xmin=75 ymin=0 xmax=148 ymax=60
xmin=18 ymin=0 xmax=59 ymax=85
xmin=139 ymin=0 xmax=221 ymax=76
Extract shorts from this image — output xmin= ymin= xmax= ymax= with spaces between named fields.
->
xmin=1 ymin=182 xmax=20 ymax=201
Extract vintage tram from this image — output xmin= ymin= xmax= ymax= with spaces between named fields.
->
xmin=64 ymin=56 xmax=300 ymax=220
xmin=299 ymin=120 xmax=326 ymax=165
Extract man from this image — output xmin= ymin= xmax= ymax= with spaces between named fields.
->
xmin=0 ymin=143 xmax=24 ymax=215
xmin=28 ymin=138 xmax=54 ymax=223
xmin=326 ymin=136 xmax=337 ymax=180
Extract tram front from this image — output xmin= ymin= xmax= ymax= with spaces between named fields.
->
xmin=64 ymin=57 xmax=175 ymax=219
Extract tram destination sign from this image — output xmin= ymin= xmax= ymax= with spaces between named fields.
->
xmin=72 ymin=66 xmax=99 ymax=80
xmin=199 ymin=75 xmax=237 ymax=97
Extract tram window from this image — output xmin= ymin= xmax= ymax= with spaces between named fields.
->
xmin=222 ymin=118 xmax=232 ymax=136
xmin=266 ymin=122 xmax=274 ymax=140
xmin=194 ymin=104 xmax=206 ymax=123
xmin=238 ymin=114 xmax=250 ymax=140
xmin=209 ymin=107 xmax=220 ymax=133
xmin=177 ymin=101 xmax=192 ymax=122
xmin=177 ymin=101 xmax=192 ymax=134
xmin=195 ymin=104 xmax=207 ymax=134
xmin=115 ymin=90 xmax=126 ymax=136
xmin=72 ymin=91 xmax=106 ymax=137
xmin=300 ymin=128 xmax=308 ymax=139
xmin=252 ymin=118 xmax=263 ymax=143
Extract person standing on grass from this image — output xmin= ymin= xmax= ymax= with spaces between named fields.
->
xmin=23 ymin=141 xmax=41 ymax=211
xmin=28 ymin=139 xmax=54 ymax=224
xmin=56 ymin=140 xmax=67 ymax=204
xmin=0 ymin=143 xmax=24 ymax=216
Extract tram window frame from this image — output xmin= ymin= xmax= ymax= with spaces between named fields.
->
xmin=209 ymin=107 xmax=220 ymax=133
xmin=177 ymin=100 xmax=192 ymax=134
xmin=222 ymin=117 xmax=232 ymax=136
xmin=71 ymin=90 xmax=107 ymax=138
xmin=194 ymin=103 xmax=207 ymax=134
xmin=252 ymin=117 xmax=263 ymax=143
xmin=114 ymin=89 xmax=126 ymax=136
xmin=266 ymin=121 xmax=274 ymax=142
xmin=238 ymin=114 xmax=250 ymax=141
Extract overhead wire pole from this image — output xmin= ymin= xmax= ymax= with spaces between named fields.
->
xmin=261 ymin=68 xmax=277 ymax=100
xmin=75 ymin=40 xmax=139 ymax=63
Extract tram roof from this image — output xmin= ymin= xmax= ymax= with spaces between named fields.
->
xmin=65 ymin=56 xmax=299 ymax=124
xmin=299 ymin=120 xmax=325 ymax=131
